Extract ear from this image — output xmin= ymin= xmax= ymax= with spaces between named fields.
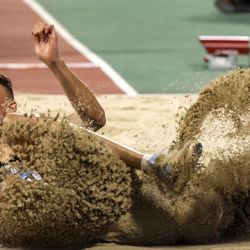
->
xmin=7 ymin=101 xmax=17 ymax=113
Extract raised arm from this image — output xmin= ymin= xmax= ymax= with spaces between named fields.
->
xmin=31 ymin=22 xmax=106 ymax=131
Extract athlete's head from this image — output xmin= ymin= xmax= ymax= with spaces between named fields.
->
xmin=0 ymin=74 xmax=17 ymax=121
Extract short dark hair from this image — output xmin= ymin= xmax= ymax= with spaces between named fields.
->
xmin=0 ymin=74 xmax=14 ymax=100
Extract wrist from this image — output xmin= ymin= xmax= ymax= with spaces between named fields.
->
xmin=45 ymin=57 xmax=63 ymax=69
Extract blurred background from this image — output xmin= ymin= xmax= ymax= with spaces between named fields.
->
xmin=36 ymin=0 xmax=250 ymax=93
xmin=1 ymin=0 xmax=250 ymax=94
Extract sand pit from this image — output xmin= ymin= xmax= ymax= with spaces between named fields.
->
xmin=0 ymin=68 xmax=248 ymax=250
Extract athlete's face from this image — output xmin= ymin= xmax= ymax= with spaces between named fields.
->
xmin=0 ymin=85 xmax=17 ymax=123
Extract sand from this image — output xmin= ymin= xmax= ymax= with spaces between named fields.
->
xmin=135 ymin=69 xmax=250 ymax=245
xmin=16 ymin=93 xmax=194 ymax=154
xmin=0 ymin=116 xmax=132 ymax=248
xmin=0 ymin=70 xmax=248 ymax=249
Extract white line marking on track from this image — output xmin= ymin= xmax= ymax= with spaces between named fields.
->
xmin=0 ymin=62 xmax=98 ymax=70
xmin=22 ymin=0 xmax=138 ymax=95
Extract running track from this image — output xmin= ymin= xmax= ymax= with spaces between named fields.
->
xmin=0 ymin=0 xmax=137 ymax=95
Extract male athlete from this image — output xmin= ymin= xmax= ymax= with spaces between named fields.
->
xmin=0 ymin=23 xmax=206 ymax=246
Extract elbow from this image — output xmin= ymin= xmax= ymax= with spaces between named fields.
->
xmin=98 ymin=110 xmax=106 ymax=129
xmin=93 ymin=109 xmax=106 ymax=131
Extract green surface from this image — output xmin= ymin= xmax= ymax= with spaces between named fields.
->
xmin=37 ymin=0 xmax=250 ymax=93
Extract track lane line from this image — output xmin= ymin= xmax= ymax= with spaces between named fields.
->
xmin=0 ymin=62 xmax=98 ymax=70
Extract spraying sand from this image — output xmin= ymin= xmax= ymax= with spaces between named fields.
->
xmin=104 ymin=68 xmax=250 ymax=245
xmin=0 ymin=117 xmax=132 ymax=248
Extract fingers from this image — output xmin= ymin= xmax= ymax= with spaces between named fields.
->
xmin=32 ymin=22 xmax=55 ymax=43
xmin=33 ymin=34 xmax=41 ymax=43
xmin=44 ymin=24 xmax=51 ymax=36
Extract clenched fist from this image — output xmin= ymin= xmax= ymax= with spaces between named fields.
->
xmin=32 ymin=22 xmax=59 ymax=65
